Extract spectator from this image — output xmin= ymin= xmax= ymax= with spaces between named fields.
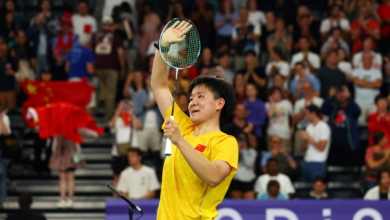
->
xmin=364 ymin=169 xmax=390 ymax=200
xmin=365 ymin=131 xmax=390 ymax=191
xmin=293 ymin=81 xmax=324 ymax=153
xmin=232 ymin=8 xmax=260 ymax=71
xmin=368 ymin=95 xmax=390 ymax=149
xmin=2 ymin=0 xmax=25 ymax=30
xmin=191 ymin=0 xmax=213 ymax=48
xmin=0 ymin=41 xmax=16 ymax=109
xmin=215 ymin=52 xmax=234 ymax=83
xmin=72 ymin=0 xmax=97 ymax=44
xmin=165 ymin=2 xmax=187 ymax=23
xmin=266 ymin=46 xmax=290 ymax=89
xmin=290 ymin=37 xmax=321 ymax=76
xmin=266 ymin=87 xmax=293 ymax=151
xmin=272 ymin=74 xmax=292 ymax=101
xmin=292 ymin=10 xmax=319 ymax=52
xmin=301 ymin=105 xmax=331 ymax=182
xmin=40 ymin=70 xmax=52 ymax=82
xmin=352 ymin=37 xmax=382 ymax=70
xmin=320 ymin=27 xmax=350 ymax=61
xmin=321 ymin=86 xmax=361 ymax=166
xmin=29 ymin=0 xmax=60 ymax=35
xmin=0 ymin=12 xmax=16 ymax=45
xmin=317 ymin=50 xmax=348 ymax=99
xmin=92 ymin=15 xmax=125 ymax=123
xmin=11 ymin=44 xmax=34 ymax=82
xmin=377 ymin=0 xmax=390 ymax=55
xmin=290 ymin=62 xmax=320 ymax=101
xmin=260 ymin=12 xmax=275 ymax=56
xmin=247 ymin=0 xmax=266 ymax=27
xmin=230 ymin=132 xmax=257 ymax=199
xmin=320 ymin=5 xmax=351 ymax=42
xmin=239 ymin=50 xmax=267 ymax=99
xmin=0 ymin=108 xmax=10 ymax=209
xmin=350 ymin=5 xmax=380 ymax=55
xmin=117 ymin=148 xmax=160 ymax=199
xmin=196 ymin=47 xmax=216 ymax=76
xmin=5 ymin=192 xmax=46 ymax=220
xmin=337 ymin=48 xmax=353 ymax=78
xmin=232 ymin=73 xmax=247 ymax=103
xmin=351 ymin=52 xmax=382 ymax=126
xmin=267 ymin=17 xmax=292 ymax=61
xmin=66 ymin=37 xmax=94 ymax=81
xmin=257 ymin=180 xmax=289 ymax=200
xmin=261 ymin=135 xmax=297 ymax=178
xmin=308 ymin=176 xmax=329 ymax=199
xmin=176 ymin=92 xmax=190 ymax=116
xmin=268 ymin=0 xmax=297 ymax=28
xmin=214 ymin=0 xmax=239 ymax=51
xmin=254 ymin=159 xmax=295 ymax=198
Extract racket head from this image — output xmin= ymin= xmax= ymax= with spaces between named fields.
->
xmin=159 ymin=18 xmax=201 ymax=70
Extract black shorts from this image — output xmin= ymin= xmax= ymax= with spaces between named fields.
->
xmin=230 ymin=179 xmax=255 ymax=192
xmin=111 ymin=156 xmax=128 ymax=175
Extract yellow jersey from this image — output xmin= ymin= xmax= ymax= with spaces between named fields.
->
xmin=157 ymin=103 xmax=239 ymax=220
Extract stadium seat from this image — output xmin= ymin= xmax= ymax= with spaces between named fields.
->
xmin=327 ymin=166 xmax=360 ymax=182
xmin=328 ymin=182 xmax=363 ymax=199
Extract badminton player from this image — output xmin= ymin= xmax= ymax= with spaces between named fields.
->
xmin=151 ymin=21 xmax=238 ymax=219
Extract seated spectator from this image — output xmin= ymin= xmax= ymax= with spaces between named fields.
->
xmin=266 ymin=87 xmax=293 ymax=151
xmin=350 ymin=6 xmax=380 ymax=55
xmin=266 ymin=46 xmax=290 ymax=89
xmin=232 ymin=8 xmax=260 ymax=71
xmin=272 ymin=74 xmax=292 ymax=101
xmin=290 ymin=37 xmax=321 ymax=76
xmin=365 ymin=132 xmax=390 ymax=191
xmin=232 ymin=74 xmax=247 ymax=103
xmin=5 ymin=192 xmax=46 ymax=220
xmin=72 ymin=1 xmax=97 ymax=44
xmin=292 ymin=6 xmax=320 ymax=52
xmin=257 ymin=180 xmax=288 ymax=200
xmin=254 ymin=159 xmax=295 ymax=198
xmin=247 ymin=0 xmax=266 ymax=27
xmin=267 ymin=17 xmax=292 ymax=61
xmin=308 ymin=176 xmax=328 ymax=199
xmin=261 ymin=135 xmax=297 ymax=178
xmin=320 ymin=5 xmax=351 ymax=42
xmin=214 ymin=0 xmax=239 ymax=51
xmin=2 ymin=0 xmax=26 ymax=30
xmin=352 ymin=52 xmax=382 ymax=126
xmin=176 ymin=92 xmax=190 ymax=116
xmin=0 ymin=108 xmax=10 ymax=209
xmin=260 ymin=12 xmax=276 ymax=56
xmin=320 ymin=27 xmax=350 ymax=61
xmin=230 ymin=132 xmax=257 ymax=199
xmin=317 ymin=50 xmax=347 ymax=99
xmin=301 ymin=105 xmax=331 ymax=182
xmin=377 ymin=0 xmax=390 ymax=55
xmin=239 ymin=50 xmax=267 ymax=99
xmin=11 ymin=44 xmax=35 ymax=82
xmin=290 ymin=62 xmax=320 ymax=101
xmin=337 ymin=48 xmax=353 ymax=79
xmin=190 ymin=0 xmax=214 ymax=48
xmin=364 ymin=169 xmax=390 ymax=200
xmin=293 ymin=81 xmax=324 ymax=153
xmin=117 ymin=148 xmax=160 ymax=199
xmin=215 ymin=52 xmax=234 ymax=83
xmin=321 ymin=86 xmax=361 ymax=166
xmin=0 ymin=41 xmax=16 ymax=109
xmin=368 ymin=95 xmax=390 ymax=149
xmin=352 ymin=37 xmax=382 ymax=70
xmin=196 ymin=47 xmax=215 ymax=76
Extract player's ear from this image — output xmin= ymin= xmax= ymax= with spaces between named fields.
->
xmin=216 ymin=98 xmax=225 ymax=111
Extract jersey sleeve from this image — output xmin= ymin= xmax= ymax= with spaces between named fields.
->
xmin=209 ymin=135 xmax=239 ymax=174
xmin=162 ymin=103 xmax=194 ymax=135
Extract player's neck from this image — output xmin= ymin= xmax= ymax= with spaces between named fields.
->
xmin=132 ymin=163 xmax=142 ymax=170
xmin=194 ymin=117 xmax=220 ymax=136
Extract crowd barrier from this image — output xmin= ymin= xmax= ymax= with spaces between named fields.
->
xmin=106 ymin=199 xmax=390 ymax=220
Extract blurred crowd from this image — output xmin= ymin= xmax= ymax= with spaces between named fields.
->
xmin=1 ymin=0 xmax=390 ymax=209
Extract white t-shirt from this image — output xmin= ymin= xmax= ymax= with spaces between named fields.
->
xmin=72 ymin=14 xmax=97 ymax=43
xmin=338 ymin=61 xmax=353 ymax=76
xmin=216 ymin=66 xmax=234 ymax=83
xmin=266 ymin=100 xmax=293 ymax=139
xmin=320 ymin=18 xmax=351 ymax=33
xmin=0 ymin=115 xmax=11 ymax=135
xmin=364 ymin=186 xmax=390 ymax=200
xmin=266 ymin=60 xmax=290 ymax=89
xmin=111 ymin=117 xmax=139 ymax=156
xmin=304 ymin=121 xmax=331 ymax=162
xmin=254 ymin=173 xmax=295 ymax=195
xmin=248 ymin=11 xmax=267 ymax=26
xmin=351 ymin=67 xmax=382 ymax=105
xmin=294 ymin=97 xmax=324 ymax=130
xmin=290 ymin=52 xmax=321 ymax=76
xmin=352 ymin=51 xmax=382 ymax=69
xmin=117 ymin=165 xmax=160 ymax=199
xmin=144 ymin=92 xmax=158 ymax=128
xmin=234 ymin=148 xmax=257 ymax=182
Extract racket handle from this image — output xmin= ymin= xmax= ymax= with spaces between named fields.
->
xmin=164 ymin=115 xmax=174 ymax=156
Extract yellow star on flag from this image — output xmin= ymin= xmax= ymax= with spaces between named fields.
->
xmin=27 ymin=83 xmax=37 ymax=95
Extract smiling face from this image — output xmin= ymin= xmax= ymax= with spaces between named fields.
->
xmin=189 ymin=85 xmax=224 ymax=125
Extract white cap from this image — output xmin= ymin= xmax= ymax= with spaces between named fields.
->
xmin=101 ymin=15 xmax=113 ymax=24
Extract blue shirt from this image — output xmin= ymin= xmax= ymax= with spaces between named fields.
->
xmin=214 ymin=11 xmax=239 ymax=36
xmin=290 ymin=76 xmax=321 ymax=99
xmin=257 ymin=191 xmax=289 ymax=200
xmin=261 ymin=151 xmax=294 ymax=167
xmin=243 ymin=99 xmax=266 ymax=137
xmin=67 ymin=43 xmax=94 ymax=80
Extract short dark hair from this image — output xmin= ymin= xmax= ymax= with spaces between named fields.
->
xmin=375 ymin=94 xmax=387 ymax=104
xmin=295 ymin=61 xmax=306 ymax=68
xmin=306 ymin=104 xmax=322 ymax=117
xmin=327 ymin=50 xmax=338 ymax=57
xmin=217 ymin=52 xmax=229 ymax=59
xmin=267 ymin=87 xmax=283 ymax=98
xmin=267 ymin=158 xmax=278 ymax=166
xmin=377 ymin=169 xmax=390 ymax=184
xmin=300 ymin=36 xmax=310 ymax=42
xmin=272 ymin=46 xmax=283 ymax=59
xmin=78 ymin=0 xmax=89 ymax=6
xmin=18 ymin=192 xmax=32 ymax=209
xmin=373 ymin=131 xmax=385 ymax=145
xmin=40 ymin=0 xmax=51 ymax=6
xmin=244 ymin=49 xmax=256 ymax=57
xmin=127 ymin=148 xmax=143 ymax=157
xmin=188 ymin=75 xmax=236 ymax=124
xmin=313 ymin=176 xmax=327 ymax=184
xmin=267 ymin=180 xmax=280 ymax=189
xmin=330 ymin=27 xmax=342 ymax=35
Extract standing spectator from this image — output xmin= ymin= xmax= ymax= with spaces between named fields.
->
xmin=368 ymin=95 xmax=390 ymax=148
xmin=293 ymin=81 xmax=324 ymax=153
xmin=317 ymin=51 xmax=348 ymax=99
xmin=266 ymin=46 xmax=290 ymax=89
xmin=267 ymin=18 xmax=292 ymax=61
xmin=307 ymin=176 xmax=329 ymax=199
xmin=261 ymin=135 xmax=297 ymax=178
xmin=0 ymin=109 xmax=10 ymax=209
xmin=214 ymin=0 xmax=239 ymax=51
xmin=215 ymin=52 xmax=234 ymax=83
xmin=29 ymin=0 xmax=60 ymax=34
xmin=301 ymin=105 xmax=331 ymax=182
xmin=365 ymin=132 xmax=390 ymax=191
xmin=0 ymin=41 xmax=16 ymax=109
xmin=254 ymin=159 xmax=295 ymax=198
xmin=364 ymin=169 xmax=390 ymax=200
xmin=247 ymin=0 xmax=266 ymax=27
xmin=117 ymin=148 xmax=160 ymax=199
xmin=320 ymin=28 xmax=350 ymax=61
xmin=292 ymin=12 xmax=319 ymax=52
xmin=233 ymin=73 xmax=247 ymax=103
xmin=290 ymin=62 xmax=320 ymax=101
xmin=266 ymin=87 xmax=293 ymax=151
xmin=232 ymin=8 xmax=260 ymax=71
xmin=352 ymin=37 xmax=382 ymax=70
xmin=66 ymin=37 xmax=94 ymax=81
xmin=337 ymin=48 xmax=353 ymax=78
xmin=165 ymin=2 xmax=187 ymax=23
xmin=239 ymin=50 xmax=267 ymax=100
xmin=72 ymin=0 xmax=97 ymax=44
xmin=0 ymin=12 xmax=16 ymax=44
xmin=272 ymin=74 xmax=292 ymax=101
xmin=257 ymin=180 xmax=288 ymax=200
xmin=377 ymin=0 xmax=390 ymax=55
xmin=5 ymin=192 xmax=46 ymax=220
xmin=196 ymin=47 xmax=216 ymax=76
xmin=191 ymin=0 xmax=214 ymax=48
xmin=320 ymin=5 xmax=351 ymax=42
xmin=351 ymin=52 xmax=382 ymax=126
xmin=2 ymin=0 xmax=26 ymax=30
xmin=290 ymin=37 xmax=321 ymax=76
xmin=321 ymin=86 xmax=361 ymax=166
xmin=260 ymin=12 xmax=275 ymax=57
xmin=350 ymin=6 xmax=380 ymax=55
xmin=230 ymin=132 xmax=257 ymax=199
xmin=92 ymin=15 xmax=125 ymax=123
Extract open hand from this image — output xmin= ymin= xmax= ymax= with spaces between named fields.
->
xmin=164 ymin=118 xmax=183 ymax=145
xmin=300 ymin=131 xmax=309 ymax=140
xmin=161 ymin=20 xmax=193 ymax=47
